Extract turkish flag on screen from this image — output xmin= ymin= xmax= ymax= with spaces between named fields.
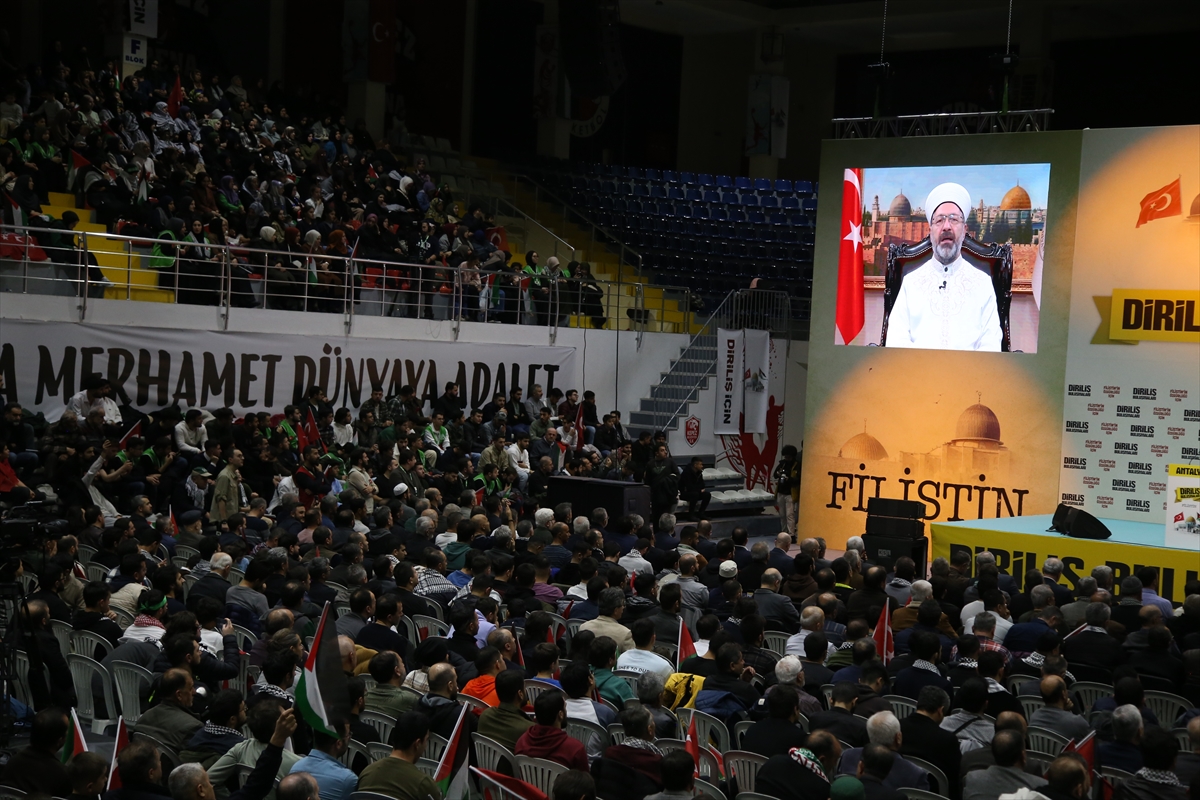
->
xmin=835 ymin=168 xmax=865 ymax=344
xmin=1136 ymin=177 xmax=1182 ymax=227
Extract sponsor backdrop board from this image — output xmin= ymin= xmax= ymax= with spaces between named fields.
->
xmin=800 ymin=131 xmax=1083 ymax=547
xmin=931 ymin=515 xmax=1199 ymax=603
xmin=1057 ymin=126 xmax=1200 ymax=523
xmin=802 ymin=125 xmax=1200 ymax=548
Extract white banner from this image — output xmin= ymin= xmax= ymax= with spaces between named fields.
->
xmin=122 ymin=34 xmax=147 ymax=79
xmin=743 ymin=330 xmax=769 ymax=433
xmin=0 ymin=320 xmax=577 ymax=422
xmin=128 ymin=0 xmax=158 ymax=38
xmin=714 ymin=328 xmax=744 ymax=435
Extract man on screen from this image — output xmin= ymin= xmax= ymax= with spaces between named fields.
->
xmin=884 ymin=182 xmax=1002 ymax=351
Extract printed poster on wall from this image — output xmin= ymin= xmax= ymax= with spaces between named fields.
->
xmin=743 ymin=330 xmax=770 ymax=434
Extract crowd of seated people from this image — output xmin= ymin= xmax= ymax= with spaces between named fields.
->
xmin=0 ymin=56 xmax=611 ymax=325
xmin=3 ymin=366 xmax=1199 ymax=800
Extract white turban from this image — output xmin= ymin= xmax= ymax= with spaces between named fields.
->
xmin=925 ymin=182 xmax=972 ymax=223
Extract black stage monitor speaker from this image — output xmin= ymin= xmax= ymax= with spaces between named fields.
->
xmin=863 ymin=534 xmax=928 ymax=575
xmin=866 ymin=497 xmax=927 ymax=519
xmin=1048 ymin=503 xmax=1112 ymax=540
xmin=548 ymin=476 xmax=649 ymax=525
xmin=865 ymin=515 xmax=925 ymax=539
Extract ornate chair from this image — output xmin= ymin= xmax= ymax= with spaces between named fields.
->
xmin=882 ymin=236 xmax=1014 ymax=351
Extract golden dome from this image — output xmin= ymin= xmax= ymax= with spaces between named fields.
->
xmin=954 ymin=403 xmax=1002 ymax=443
xmin=888 ymin=193 xmax=912 ymax=217
xmin=1190 ymin=193 xmax=1200 ymax=218
xmin=999 ymin=185 xmax=1032 ymax=210
xmin=839 ymin=432 xmax=889 ymax=461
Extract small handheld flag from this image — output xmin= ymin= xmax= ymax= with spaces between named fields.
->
xmin=433 ymin=705 xmax=471 ymax=800
xmin=106 ymin=717 xmax=131 ymax=790
xmin=677 ymin=617 xmax=696 ymax=667
xmin=60 ymin=708 xmax=88 ymax=763
xmin=295 ymin=602 xmax=350 ymax=737
xmin=872 ymin=598 xmax=894 ymax=665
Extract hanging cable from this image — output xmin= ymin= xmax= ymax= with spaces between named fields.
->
xmin=879 ymin=0 xmax=889 ymax=64
xmin=1006 ymin=0 xmax=1014 ymax=54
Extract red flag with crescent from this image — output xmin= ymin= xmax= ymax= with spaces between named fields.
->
xmin=1136 ymin=177 xmax=1182 ymax=227
xmin=835 ymin=168 xmax=865 ymax=344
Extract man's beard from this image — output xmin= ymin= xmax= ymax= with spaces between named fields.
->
xmin=933 ymin=234 xmax=962 ymax=265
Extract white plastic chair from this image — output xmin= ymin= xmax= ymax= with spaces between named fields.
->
xmin=110 ymin=660 xmax=153 ymax=723
xmin=472 ymin=733 xmax=517 ymax=773
xmin=67 ymin=653 xmax=116 ymax=733
xmin=358 ymin=710 xmax=396 ymax=745
xmin=724 ymin=750 xmax=768 ymax=794
xmin=515 ymin=756 xmax=567 ymax=795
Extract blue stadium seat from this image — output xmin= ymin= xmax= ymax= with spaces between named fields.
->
xmin=703 ymin=190 xmax=720 ymax=203
xmin=779 ymin=228 xmax=798 ymax=243
xmin=720 ymin=192 xmax=738 ymax=204
xmin=711 ymin=207 xmax=728 ymax=222
xmin=754 ymin=178 xmax=772 ymax=191
xmin=742 ymin=195 xmax=760 ymax=207
xmin=760 ymin=195 xmax=779 ymax=209
xmin=669 ymin=219 xmax=684 ymax=233
xmin=646 ymin=168 xmax=661 ymax=181
xmin=596 ymin=180 xmax=612 ymax=194
xmin=662 ymin=203 xmax=677 ymax=217
xmin=627 ymin=200 xmax=642 ymax=214
xmin=718 ymin=175 xmax=734 ymax=189
xmin=634 ymin=184 xmax=649 ymax=197
xmin=734 ymin=176 xmax=752 ymax=190
xmin=795 ymin=180 xmax=813 ymax=195
xmin=649 ymin=185 xmax=665 ymax=198
xmin=698 ymin=173 xmax=715 ymax=187
xmin=693 ymin=206 xmax=710 ymax=220
xmin=760 ymin=226 xmax=778 ymax=242
xmin=781 ymin=196 xmax=800 ymax=209
xmin=669 ymin=187 xmax=685 ymax=201
xmin=682 ymin=171 xmax=696 ymax=185
xmin=663 ymin=170 xmax=678 ymax=183
xmin=731 ymin=210 xmax=748 ymax=224
xmin=801 ymin=199 xmax=817 ymax=211
xmin=628 ymin=167 xmax=645 ymax=180
xmin=613 ymin=198 xmax=628 ymax=213
xmin=775 ymin=179 xmax=793 ymax=193
xmin=685 ymin=188 xmax=702 ymax=202
xmin=677 ymin=204 xmax=693 ymax=218
xmin=769 ymin=213 xmax=788 ymax=226
xmin=597 ymin=197 xmax=613 ymax=211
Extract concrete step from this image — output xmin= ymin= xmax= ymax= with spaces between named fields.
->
xmin=47 ymin=192 xmax=77 ymax=207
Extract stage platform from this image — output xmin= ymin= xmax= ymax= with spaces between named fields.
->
xmin=930 ymin=514 xmax=1200 ymax=604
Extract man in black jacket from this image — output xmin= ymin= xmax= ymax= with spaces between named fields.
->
xmin=808 ymin=681 xmax=869 ymax=747
xmin=742 ymin=684 xmax=810 ymax=758
xmin=1061 ymin=602 xmax=1126 ymax=670
xmin=0 ymin=708 xmax=73 ymax=795
xmin=72 ymin=580 xmax=124 ymax=656
xmin=756 ymin=730 xmax=843 ymax=800
xmin=900 ymin=686 xmax=962 ymax=799
xmin=17 ymin=598 xmax=76 ymax=711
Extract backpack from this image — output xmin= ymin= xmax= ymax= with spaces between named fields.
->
xmin=693 ymin=688 xmax=751 ymax=728
xmin=664 ymin=672 xmax=705 ymax=710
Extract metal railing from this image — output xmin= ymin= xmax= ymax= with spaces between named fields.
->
xmin=652 ymin=288 xmax=795 ymax=431
xmin=833 ymin=108 xmax=1053 ymax=139
xmin=0 ymin=222 xmax=695 ymax=337
xmin=450 ymin=170 xmax=645 ymax=276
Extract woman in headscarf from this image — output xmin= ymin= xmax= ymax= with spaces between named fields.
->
xmin=180 ymin=217 xmax=222 ymax=305
xmin=9 ymin=174 xmax=44 ymax=221
xmin=323 ymin=130 xmax=343 ymax=164
xmin=257 ymin=224 xmax=300 ymax=310
xmin=425 ymin=196 xmax=448 ymax=225
xmin=243 ymin=201 xmax=266 ymax=239
xmin=131 ymin=140 xmax=157 ymax=182
xmin=263 ymin=179 xmax=288 ymax=216
xmin=27 ymin=127 xmax=64 ymax=197
xmin=240 ymin=174 xmax=262 ymax=209
xmin=150 ymin=101 xmax=178 ymax=138
xmin=216 ymin=175 xmax=242 ymax=219
xmin=575 ymin=261 xmax=607 ymax=329
xmin=191 ymin=172 xmax=219 ymax=216
xmin=298 ymin=131 xmax=321 ymax=162
xmin=416 ymin=181 xmax=435 ymax=213
xmin=150 ymin=216 xmax=187 ymax=291
xmin=175 ymin=195 xmax=198 ymax=228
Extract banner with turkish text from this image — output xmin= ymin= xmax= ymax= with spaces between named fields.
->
xmin=0 ymin=319 xmax=577 ymax=422
xmin=714 ymin=328 xmax=744 ymax=435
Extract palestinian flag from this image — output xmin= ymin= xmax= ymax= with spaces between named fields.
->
xmin=118 ymin=420 xmax=142 ymax=448
xmin=7 ymin=193 xmax=24 ymax=228
xmin=59 ymin=708 xmax=88 ymax=762
xmin=295 ymin=602 xmax=350 ymax=737
xmin=684 ymin=712 xmax=724 ymax=779
xmin=106 ymin=717 xmax=130 ymax=790
xmin=677 ymin=617 xmax=696 ymax=667
xmin=433 ymin=705 xmax=471 ymax=800
xmin=67 ymin=151 xmax=91 ymax=191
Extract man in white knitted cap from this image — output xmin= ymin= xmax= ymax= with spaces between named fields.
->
xmin=884 ymin=182 xmax=1002 ymax=351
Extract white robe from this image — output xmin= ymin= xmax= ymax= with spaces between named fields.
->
xmin=885 ymin=255 xmax=1002 ymax=351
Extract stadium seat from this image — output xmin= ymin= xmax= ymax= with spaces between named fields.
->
xmin=635 ymin=184 xmax=649 ymax=197
xmin=669 ymin=187 xmax=685 ymax=201
xmin=795 ymin=180 xmax=814 ymax=194
xmin=781 ymin=196 xmax=800 ymax=209
xmin=742 ymin=195 xmax=759 ymax=207
xmin=760 ymin=196 xmax=779 ymax=209
xmin=717 ymin=175 xmax=734 ymax=189
xmin=775 ymin=179 xmax=793 ymax=193
xmin=754 ymin=178 xmax=772 ymax=191
xmin=646 ymin=168 xmax=661 ymax=181
xmin=681 ymin=171 xmax=696 ymax=185
xmin=698 ymin=173 xmax=715 ymax=187
xmin=685 ymin=188 xmax=702 ymax=202
xmin=735 ymin=177 xmax=752 ymax=190
xmin=703 ymin=190 xmax=720 ymax=203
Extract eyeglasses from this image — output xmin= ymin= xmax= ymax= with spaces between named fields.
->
xmin=931 ymin=214 xmax=964 ymax=226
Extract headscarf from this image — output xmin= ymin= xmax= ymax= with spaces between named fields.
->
xmin=259 ymin=225 xmax=278 ymax=244
xmin=218 ymin=175 xmax=240 ymax=206
xmin=304 ymin=230 xmax=322 ymax=248
xmin=327 ymin=229 xmax=348 ymax=254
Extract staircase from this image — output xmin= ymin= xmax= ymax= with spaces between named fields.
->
xmin=42 ymin=192 xmax=173 ymax=302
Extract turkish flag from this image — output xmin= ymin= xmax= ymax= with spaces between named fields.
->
xmin=1136 ymin=177 xmax=1182 ymax=227
xmin=304 ymin=408 xmax=326 ymax=454
xmin=872 ymin=597 xmax=894 ymax=665
xmin=677 ymin=617 xmax=696 ymax=666
xmin=835 ymin=168 xmax=865 ymax=344
xmin=367 ymin=0 xmax=396 ymax=83
xmin=1063 ymin=730 xmax=1095 ymax=773
xmin=167 ymin=74 xmax=184 ymax=117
